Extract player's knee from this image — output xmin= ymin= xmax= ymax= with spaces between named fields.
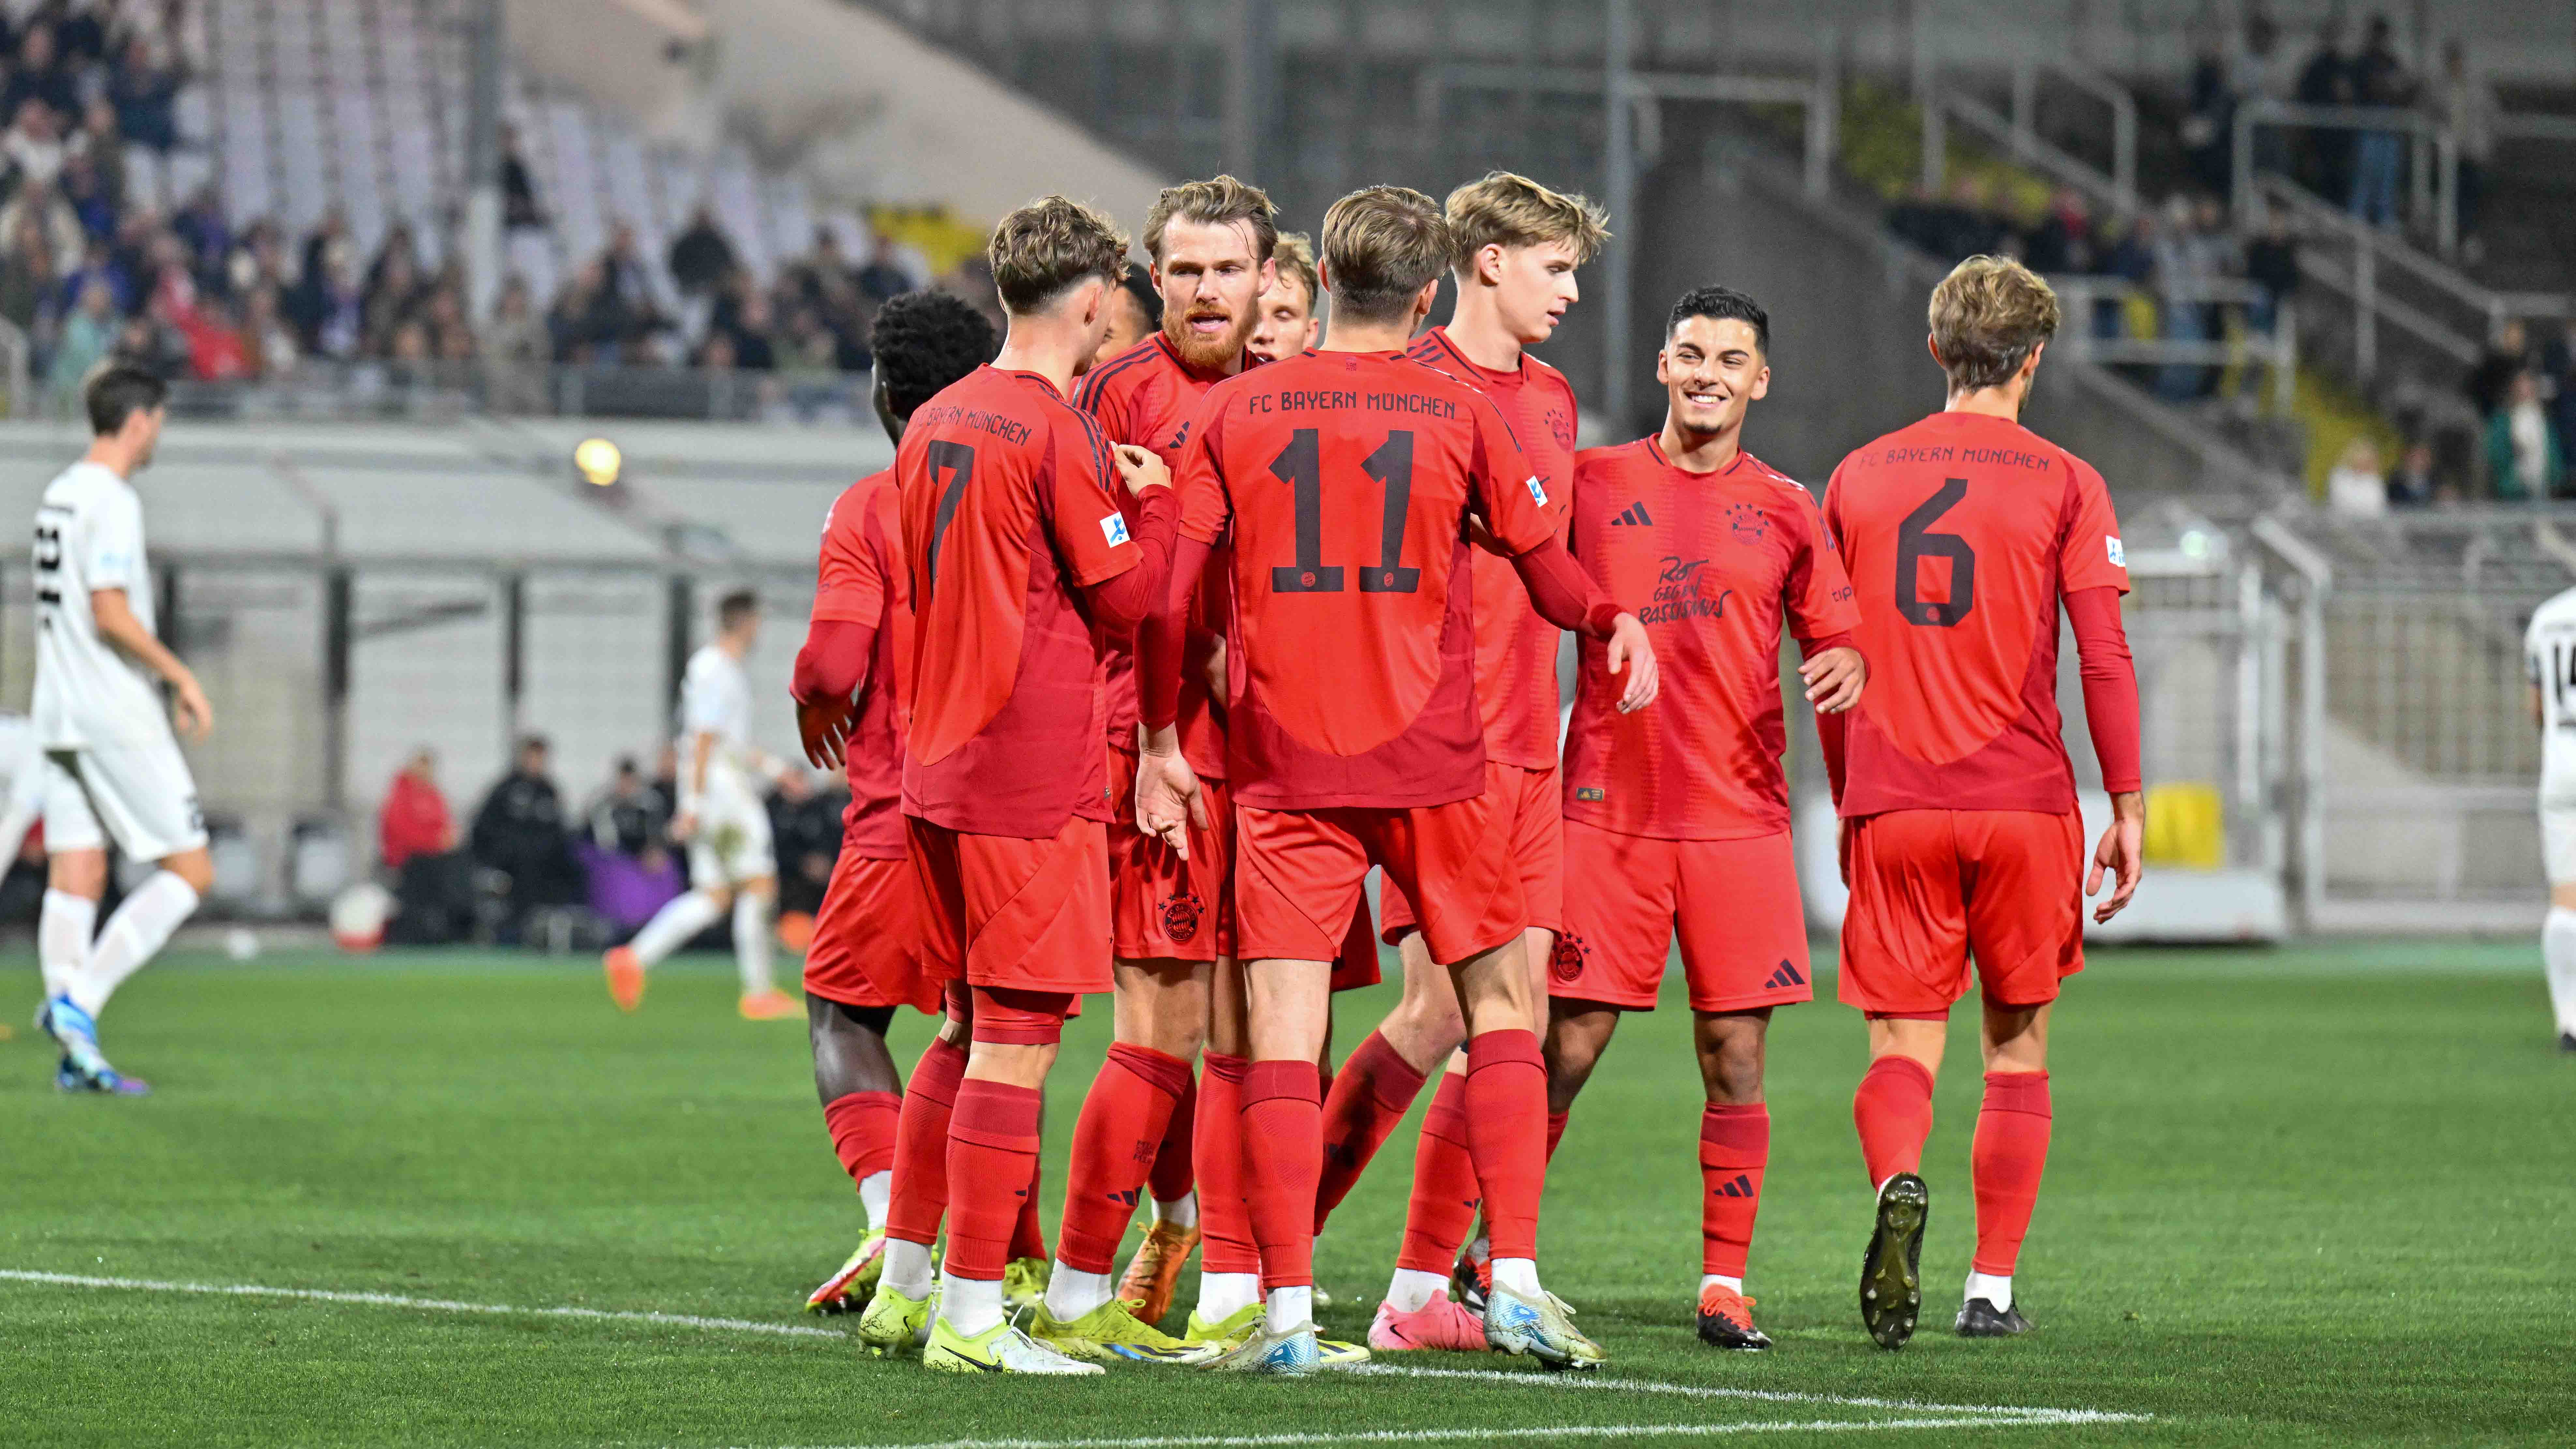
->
xmin=701 ymin=885 xmax=735 ymax=913
xmin=162 ymin=850 xmax=214 ymax=896
xmin=47 ymin=849 xmax=107 ymax=898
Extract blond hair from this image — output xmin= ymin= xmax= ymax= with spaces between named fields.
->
xmin=1270 ymin=232 xmax=1319 ymax=308
xmin=1928 ymin=255 xmax=2061 ymax=393
xmin=1319 ymin=185 xmax=1450 ymax=325
xmin=1143 ymin=174 xmax=1279 ymax=265
xmin=986 ymin=195 xmax=1131 ymax=316
xmin=1444 ymin=171 xmax=1610 ymax=274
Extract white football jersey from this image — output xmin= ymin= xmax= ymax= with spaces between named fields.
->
xmin=31 ymin=461 xmax=171 ymax=750
xmin=2525 ymin=586 xmax=2576 ymax=804
xmin=677 ymin=644 xmax=760 ymax=810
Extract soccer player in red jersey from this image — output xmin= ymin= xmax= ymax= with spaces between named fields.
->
xmin=1306 ymin=173 xmax=1600 ymax=1353
xmin=1248 ymin=232 xmax=1321 ymax=363
xmin=1135 ymin=185 xmax=1658 ymax=1374
xmin=786 ymin=291 xmax=997 ymax=1317
xmin=1548 ymin=286 xmax=1866 ymax=1352
xmin=848 ymin=196 xmax=1184 ymax=1376
xmin=1061 ymin=175 xmax=1278 ymax=1341
xmin=1819 ymin=256 xmax=2143 ymax=1350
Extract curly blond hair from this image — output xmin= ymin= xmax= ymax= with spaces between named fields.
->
xmin=1444 ymin=171 xmax=1610 ymax=274
xmin=1143 ymin=174 xmax=1279 ymax=266
xmin=987 ymin=195 xmax=1131 ymax=315
xmin=1928 ymin=255 xmax=2061 ymax=393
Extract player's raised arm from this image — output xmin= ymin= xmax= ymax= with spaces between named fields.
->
xmin=1467 ymin=392 xmax=1658 ymax=710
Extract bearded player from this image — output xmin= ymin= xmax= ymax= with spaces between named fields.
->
xmin=1549 ymin=286 xmax=1864 ymax=1352
xmin=1296 ymin=173 xmax=1602 ymax=1353
xmin=1136 ymin=185 xmax=1657 ymax=1374
xmin=788 ymin=290 xmax=998 ymax=1316
xmin=1821 ymin=256 xmax=2143 ymax=1349
xmin=1055 ymin=175 xmax=1275 ymax=1351
xmin=849 ymin=196 xmax=1182 ymax=1375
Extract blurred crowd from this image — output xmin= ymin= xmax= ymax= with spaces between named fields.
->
xmin=375 ymin=735 xmax=846 ymax=949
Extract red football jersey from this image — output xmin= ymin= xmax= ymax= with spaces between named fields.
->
xmin=1562 ymin=440 xmax=1858 ymax=839
xmin=898 ymin=365 xmax=1140 ymax=837
xmin=1074 ymin=332 xmax=1239 ymax=780
xmin=809 ymin=469 xmax=912 ymax=859
xmin=1822 ymin=410 xmax=2128 ymax=816
xmin=1405 ymin=326 xmax=1577 ymax=769
xmin=1174 ymin=348 xmax=1556 ymax=809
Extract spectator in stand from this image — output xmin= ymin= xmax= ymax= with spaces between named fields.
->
xmin=667 ymin=204 xmax=736 ymax=297
xmin=0 ymin=213 xmax=55 ymax=332
xmin=854 ymin=229 xmax=915 ymax=304
xmin=2184 ymin=38 xmax=2234 ymax=198
xmin=56 ymin=232 xmax=128 ymax=312
xmin=2347 ymin=15 xmax=2409 ymax=227
xmin=172 ymin=186 xmax=228 ymax=291
xmin=2151 ymin=195 xmax=2213 ymax=399
xmin=2021 ymin=187 xmax=2093 ymax=274
xmin=5 ymin=27 xmax=81 ymax=126
xmin=181 ymin=292 xmax=249 ymax=380
xmin=2325 ymin=437 xmax=2388 ymax=517
xmin=72 ymin=98 xmax=124 ymax=207
xmin=45 ymin=275 xmax=113 ymax=405
xmin=500 ymin=124 xmax=544 ymax=230
xmin=106 ymin=33 xmax=184 ymax=152
xmin=113 ymin=291 xmax=190 ymax=378
xmin=382 ymin=747 xmax=475 ymax=946
xmin=469 ymin=734 xmax=584 ymax=940
xmin=2244 ymin=200 xmax=2301 ymax=332
xmin=766 ymin=768 xmax=842 ymax=919
xmin=719 ymin=284 xmax=775 ymax=370
xmin=381 ymin=746 xmax=458 ymax=871
xmin=55 ymin=2 xmax=109 ymax=67
xmin=2467 ymin=319 xmax=2529 ymax=419
xmin=2487 ymin=371 xmax=2563 ymax=500
xmin=2432 ymin=41 xmax=2497 ymax=262
xmin=586 ymin=755 xmax=671 ymax=865
xmin=59 ymin=149 xmax=111 ymax=240
xmin=480 ymin=273 xmax=546 ymax=410
xmin=2231 ymin=10 xmax=2293 ymax=178
xmin=5 ymin=98 xmax=68 ymax=191
xmin=239 ymin=283 xmax=296 ymax=378
xmin=2294 ymin=16 xmax=2357 ymax=204
xmin=2387 ymin=440 xmax=2437 ymax=507
xmin=935 ymin=249 xmax=1000 ymax=333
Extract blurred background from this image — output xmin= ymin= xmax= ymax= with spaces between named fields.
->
xmin=0 ymin=0 xmax=2557 ymax=948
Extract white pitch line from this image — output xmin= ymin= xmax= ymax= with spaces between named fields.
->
xmin=0 ymin=1269 xmax=843 ymax=1339
xmin=1345 ymin=1364 xmax=2143 ymax=1422
xmin=753 ymin=1416 xmax=2134 ymax=1449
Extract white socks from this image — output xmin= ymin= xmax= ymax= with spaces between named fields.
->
xmin=38 ymin=889 xmax=95 ymax=1002
xmin=628 ymin=889 xmax=723 ymax=966
xmin=881 ymin=1237 xmax=935 ymax=1299
xmin=940 ymin=1270 xmax=1004 ymax=1337
xmin=1384 ymin=1267 xmax=1448 ymax=1314
xmin=1965 ymin=1270 xmax=2013 ymax=1310
xmin=1044 ymin=1263 xmax=1112 ymax=1322
xmin=733 ymin=891 xmax=774 ymax=997
xmin=1700 ymin=1273 xmax=1745 ymax=1295
xmin=1151 ymin=1192 xmax=1199 ymax=1230
xmin=1196 ymin=1271 xmax=1259 ymax=1322
xmin=69 ymin=873 xmax=198 ymax=1017
xmin=1490 ymin=1257 xmax=1541 ymax=1301
xmin=2545 ymin=907 xmax=2576 ymax=1035
xmin=1265 ymin=1285 xmax=1313 ymax=1332
xmin=858 ymin=1170 xmax=891 ymax=1230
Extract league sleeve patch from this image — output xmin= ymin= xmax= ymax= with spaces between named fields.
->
xmin=1525 ymin=475 xmax=1549 ymax=506
xmin=2105 ymin=536 xmax=2126 ymax=568
xmin=1574 ymin=786 xmax=1606 ymax=802
xmin=1102 ymin=513 xmax=1131 ymax=547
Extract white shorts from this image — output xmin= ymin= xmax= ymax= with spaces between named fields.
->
xmin=2544 ymin=803 xmax=2576 ymax=887
xmin=687 ymin=801 xmax=775 ymax=887
xmin=42 ymin=740 xmax=206 ymax=863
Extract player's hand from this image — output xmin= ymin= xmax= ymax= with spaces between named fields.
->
xmin=1604 ymin=613 xmax=1660 ymax=713
xmin=1113 ymin=444 xmax=1170 ymax=496
xmin=796 ymin=695 xmax=856 ymax=771
xmin=1799 ymin=646 xmax=1866 ymax=714
xmin=2087 ymin=790 xmax=2145 ymax=924
xmin=669 ymin=810 xmax=698 ymax=844
xmin=171 ymin=675 xmax=214 ymax=740
xmin=1134 ymin=725 xmax=1209 ymax=860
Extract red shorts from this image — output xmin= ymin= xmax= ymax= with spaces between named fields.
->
xmin=1379 ymin=763 xmax=1563 ymax=943
xmin=1549 ymin=823 xmax=1813 ymax=1013
xmin=1106 ymin=748 xmax=1234 ymax=961
xmin=906 ymin=814 xmax=1114 ymax=996
xmin=1329 ymin=890 xmax=1381 ymax=992
xmin=1837 ymin=808 xmax=2086 ymax=1017
xmin=1235 ymin=789 xmax=1524 ymax=967
xmin=803 ymin=846 xmax=941 ymax=1014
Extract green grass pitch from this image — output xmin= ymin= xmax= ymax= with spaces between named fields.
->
xmin=0 ymin=939 xmax=2569 ymax=1446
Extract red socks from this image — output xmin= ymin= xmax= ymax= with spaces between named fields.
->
xmin=1395 ymin=1071 xmax=1479 ymax=1274
xmin=1853 ymin=1053 xmax=1936 ymax=1187
xmin=1147 ymin=1068 xmax=1197 ymax=1204
xmin=822 ymin=1089 xmax=900 ymax=1187
xmin=1239 ymin=1059 xmax=1322 ymax=1292
xmin=1196 ymin=1053 xmax=1259 ymax=1275
xmin=885 ymin=1036 xmax=967 ymax=1247
xmin=1971 ymin=1071 xmax=2051 ymax=1276
xmin=1545 ymin=1109 xmax=1570 ymax=1164
xmin=1011 ymin=1156 xmax=1049 ymax=1263
xmin=1462 ymin=1029 xmax=1549 ymax=1262
xmin=1698 ymin=1103 xmax=1770 ymax=1279
xmin=1057 ymin=1043 xmax=1192 ymax=1274
xmin=944 ymin=1079 xmax=1043 ymax=1280
xmin=1312 ymin=1030 xmax=1431 ymax=1229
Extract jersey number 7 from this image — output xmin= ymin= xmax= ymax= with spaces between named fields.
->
xmin=1267 ymin=428 xmax=1423 ymax=595
xmin=921 ymin=440 xmax=974 ymax=601
xmin=1895 ymin=478 xmax=1977 ymax=627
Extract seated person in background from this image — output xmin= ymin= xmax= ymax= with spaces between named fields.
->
xmin=468 ymin=734 xmax=583 ymax=942
xmin=766 ymin=768 xmax=846 ymax=921
xmin=383 ymin=746 xmax=473 ymax=945
xmin=586 ymin=754 xmax=672 ymax=870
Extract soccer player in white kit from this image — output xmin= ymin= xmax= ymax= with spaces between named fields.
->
xmin=2524 ymin=585 xmax=2576 ymax=1051
xmin=31 ymin=366 xmax=216 ymax=1094
xmin=604 ymin=589 xmax=800 ymax=1020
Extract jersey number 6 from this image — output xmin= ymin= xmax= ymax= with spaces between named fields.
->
xmin=1895 ymin=477 xmax=1977 ymax=627
xmin=1267 ymin=427 xmax=1423 ymax=595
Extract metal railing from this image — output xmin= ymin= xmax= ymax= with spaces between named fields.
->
xmin=1923 ymin=56 xmax=2137 ymax=220
xmin=2045 ymin=274 xmax=2299 ymax=416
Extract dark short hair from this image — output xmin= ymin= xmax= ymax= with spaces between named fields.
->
xmin=1117 ymin=261 xmax=1162 ymax=329
xmin=868 ymin=291 xmax=997 ymax=419
xmin=1666 ymin=286 xmax=1769 ymax=355
xmin=518 ymin=733 xmax=550 ymax=756
xmin=84 ymin=363 xmax=165 ymax=437
xmin=717 ymin=589 xmax=759 ymax=628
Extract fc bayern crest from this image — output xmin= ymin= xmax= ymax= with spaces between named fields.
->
xmin=1160 ymin=890 xmax=1205 ymax=944
xmin=1550 ymin=931 xmax=1589 ymax=986
xmin=1727 ymin=502 xmax=1769 ymax=545
xmin=1545 ymin=406 xmax=1575 ymax=449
